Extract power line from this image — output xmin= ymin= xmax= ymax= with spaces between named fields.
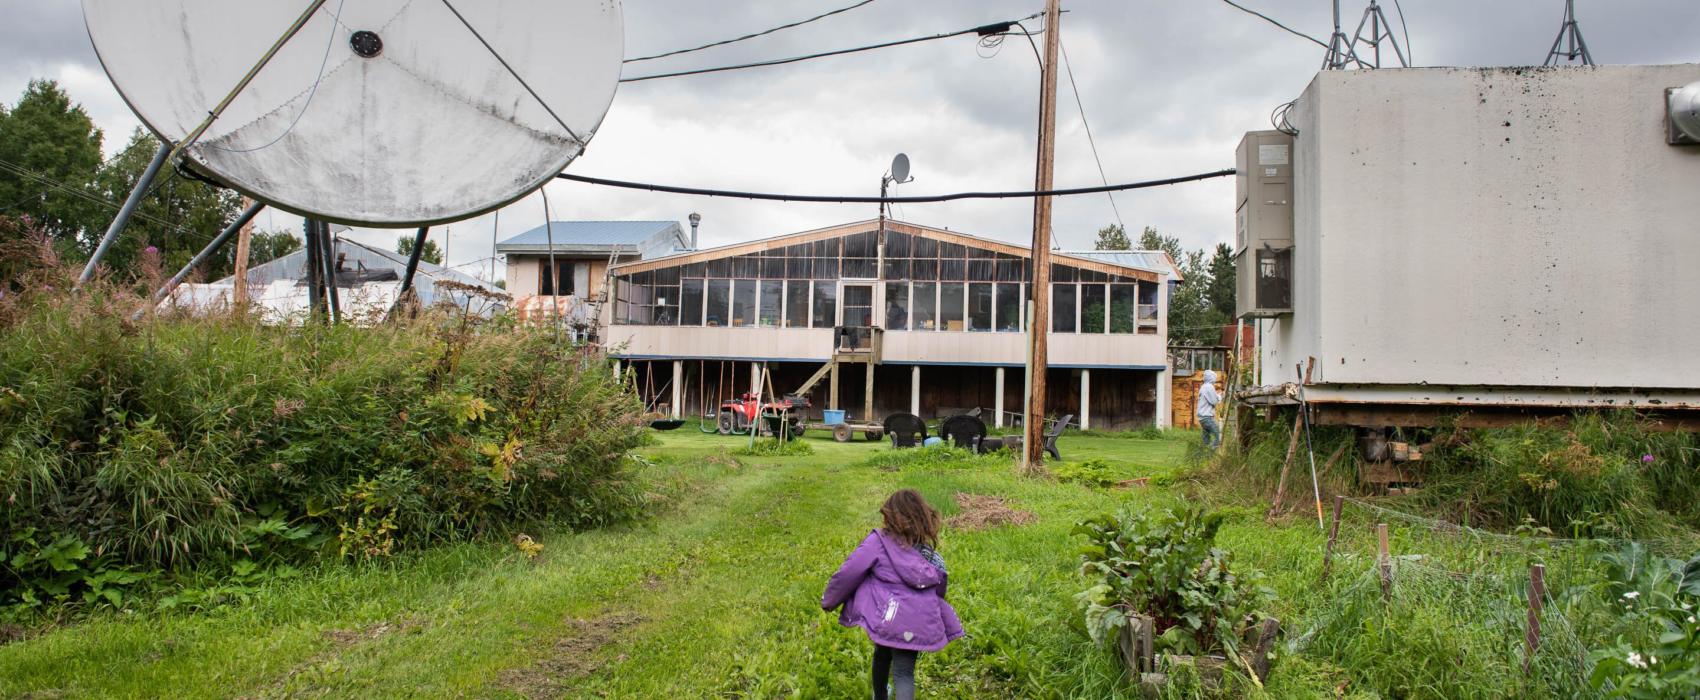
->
xmin=554 ymin=168 xmax=1234 ymax=203
xmin=620 ymin=15 xmax=1038 ymax=83
xmin=1219 ymin=0 xmax=1329 ymax=49
xmin=0 ymin=157 xmax=218 ymax=245
xmin=625 ymin=0 xmax=877 ymax=63
xmin=1058 ymin=35 xmax=1124 ymax=233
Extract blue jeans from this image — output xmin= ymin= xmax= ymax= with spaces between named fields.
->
xmin=1200 ymin=416 xmax=1221 ymax=449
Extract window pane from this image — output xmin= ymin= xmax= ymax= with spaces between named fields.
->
xmin=681 ymin=279 xmax=704 ymax=326
xmin=812 ymin=257 xmax=837 ymax=280
xmin=996 ymin=283 xmax=1022 ymax=332
xmin=885 ymin=231 xmax=910 ymax=258
xmin=706 ymin=279 xmax=730 ymax=327
xmin=732 ymin=279 xmax=756 ymax=327
xmin=787 ymin=256 xmax=810 ymax=279
xmin=968 ymin=258 xmax=995 ymax=281
xmin=940 ymin=258 xmax=965 ymax=280
xmin=785 ymin=280 xmax=809 ymax=328
xmin=707 ymin=258 xmax=731 ymax=278
xmin=882 ymin=258 xmax=910 ymax=280
xmin=762 ymin=257 xmax=785 ymax=279
xmin=758 ymin=280 xmax=783 ymax=327
xmin=938 ymin=241 xmax=965 ymax=258
xmin=911 ymin=258 xmax=937 ymax=280
xmin=811 ymin=281 xmax=838 ymax=328
xmin=734 ymin=255 xmax=759 ymax=278
xmin=996 ymin=258 xmax=1024 ymax=282
xmin=1110 ymin=283 xmax=1138 ymax=334
xmin=844 ymin=231 xmax=876 ymax=258
xmin=968 ymin=283 xmax=993 ymax=332
xmin=940 ymin=283 xmax=964 ymax=331
xmin=842 ymin=284 xmax=873 ymax=327
xmin=655 ymin=285 xmax=680 ymax=325
xmin=682 ymin=262 xmax=705 ymax=278
xmin=1053 ymin=283 xmax=1077 ymax=332
xmin=1081 ymin=283 xmax=1107 ymax=333
xmin=884 ymin=282 xmax=909 ymax=330
xmin=912 ymin=282 xmax=937 ymax=331
xmin=842 ymin=257 xmax=876 ymax=278
xmin=654 ymin=266 xmax=680 ymax=286
xmin=912 ymin=235 xmax=938 ymax=258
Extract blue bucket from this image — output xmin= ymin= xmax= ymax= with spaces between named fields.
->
xmin=822 ymin=409 xmax=847 ymax=425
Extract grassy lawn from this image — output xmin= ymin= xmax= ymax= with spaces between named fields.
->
xmin=0 ymin=425 xmax=1579 ymax=698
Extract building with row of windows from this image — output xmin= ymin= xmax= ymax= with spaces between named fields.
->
xmin=500 ymin=218 xmax=1180 ymax=430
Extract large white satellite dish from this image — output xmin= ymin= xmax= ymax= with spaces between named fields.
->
xmin=82 ymin=0 xmax=623 ymax=227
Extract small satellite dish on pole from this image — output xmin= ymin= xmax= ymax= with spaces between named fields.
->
xmin=890 ymin=153 xmax=911 ymax=184
xmin=81 ymin=0 xmax=623 ymax=227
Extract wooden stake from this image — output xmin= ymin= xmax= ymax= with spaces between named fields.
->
xmin=1268 ymin=409 xmax=1304 ymax=517
xmin=1022 ymin=0 xmax=1062 ymax=473
xmin=231 ymin=196 xmax=254 ymax=314
xmin=1525 ymin=563 xmax=1545 ymax=674
xmin=1376 ymin=523 xmax=1392 ymax=600
xmin=1321 ymin=495 xmax=1345 ymax=582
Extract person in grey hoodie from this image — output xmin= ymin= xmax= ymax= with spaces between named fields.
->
xmin=1197 ymin=369 xmax=1222 ymax=449
xmin=822 ymin=489 xmax=965 ymax=700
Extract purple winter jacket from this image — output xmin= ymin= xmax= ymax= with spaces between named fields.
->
xmin=821 ymin=529 xmax=965 ymax=652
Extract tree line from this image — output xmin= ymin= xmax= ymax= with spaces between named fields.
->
xmin=0 ymin=79 xmax=299 ymax=281
xmin=1092 ymin=223 xmax=1237 ymax=346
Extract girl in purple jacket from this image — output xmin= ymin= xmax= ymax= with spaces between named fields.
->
xmin=821 ymin=489 xmax=965 ymax=700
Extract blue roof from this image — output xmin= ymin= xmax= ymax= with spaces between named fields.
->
xmin=495 ymin=220 xmax=685 ymax=256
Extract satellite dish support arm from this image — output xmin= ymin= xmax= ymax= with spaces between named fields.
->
xmin=78 ymin=141 xmax=171 ymax=288
xmin=135 ymin=200 xmax=266 ymax=320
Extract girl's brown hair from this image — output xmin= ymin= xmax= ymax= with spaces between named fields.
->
xmin=880 ymin=489 xmax=941 ymax=549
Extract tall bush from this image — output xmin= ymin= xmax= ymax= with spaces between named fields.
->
xmin=0 ymin=235 xmax=646 ymax=609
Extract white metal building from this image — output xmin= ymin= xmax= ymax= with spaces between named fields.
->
xmin=1244 ymin=64 xmax=1700 ymax=424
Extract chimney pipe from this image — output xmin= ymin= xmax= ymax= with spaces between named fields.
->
xmin=688 ymin=212 xmax=701 ymax=251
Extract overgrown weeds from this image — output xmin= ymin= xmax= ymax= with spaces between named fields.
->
xmin=0 ymin=235 xmax=647 ymax=617
xmin=733 ymin=438 xmax=814 ymax=457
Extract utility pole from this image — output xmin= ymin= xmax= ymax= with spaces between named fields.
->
xmin=231 ymin=196 xmax=255 ymax=314
xmin=1024 ymin=0 xmax=1061 ymax=473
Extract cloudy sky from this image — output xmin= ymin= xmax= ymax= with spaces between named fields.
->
xmin=2 ymin=0 xmax=1696 ymax=282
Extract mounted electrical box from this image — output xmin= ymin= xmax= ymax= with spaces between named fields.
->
xmin=1234 ymin=130 xmax=1294 ymax=318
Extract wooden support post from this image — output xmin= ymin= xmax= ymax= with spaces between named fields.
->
xmin=1022 ymin=0 xmax=1062 ymax=472
xmin=829 ymin=362 xmax=840 ymax=410
xmin=1080 ymin=369 xmax=1091 ymax=431
xmin=863 ymin=362 xmax=875 ymax=424
xmin=910 ymin=365 xmax=920 ymax=416
xmin=231 ymin=196 xmax=255 ymax=314
xmin=671 ymin=360 xmax=683 ymax=419
xmin=1268 ymin=409 xmax=1305 ymax=517
xmin=1321 ymin=495 xmax=1345 ymax=582
xmin=1525 ymin=563 xmax=1545 ymax=674
xmin=751 ymin=362 xmax=762 ymax=397
xmin=994 ymin=367 xmax=1006 ymax=427
xmin=1377 ymin=523 xmax=1392 ymax=601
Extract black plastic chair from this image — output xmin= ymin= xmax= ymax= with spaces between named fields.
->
xmin=938 ymin=414 xmax=987 ymax=451
xmin=882 ymin=413 xmax=928 ymax=448
xmin=1043 ymin=414 xmax=1074 ymax=461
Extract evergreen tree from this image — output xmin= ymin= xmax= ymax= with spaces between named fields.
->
xmin=1205 ymin=242 xmax=1236 ymax=321
xmin=1092 ymin=223 xmax=1131 ymax=250
xmin=1136 ymin=225 xmax=1183 ymax=263
xmin=0 ymin=80 xmax=105 ymax=250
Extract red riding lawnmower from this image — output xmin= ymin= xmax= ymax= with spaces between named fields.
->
xmin=716 ymin=392 xmax=810 ymax=438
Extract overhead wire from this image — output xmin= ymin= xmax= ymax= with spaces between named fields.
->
xmin=0 ymin=157 xmax=217 ymax=245
xmin=625 ymin=0 xmax=877 ymax=63
xmin=554 ymin=168 xmax=1235 ymax=203
xmin=1218 ymin=0 xmax=1329 ymax=49
xmin=620 ymin=14 xmax=1042 ymax=83
xmin=1058 ymin=34 xmax=1125 ymax=233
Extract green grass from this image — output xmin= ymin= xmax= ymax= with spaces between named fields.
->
xmin=0 ymin=425 xmax=1668 ymax=698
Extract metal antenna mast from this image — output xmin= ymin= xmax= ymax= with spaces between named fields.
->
xmin=1324 ymin=0 xmax=1408 ymax=70
xmin=1543 ymin=0 xmax=1593 ymax=66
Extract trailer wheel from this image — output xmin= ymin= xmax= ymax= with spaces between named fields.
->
xmin=832 ymin=424 xmax=853 ymax=442
xmin=863 ymin=430 xmax=883 ymax=442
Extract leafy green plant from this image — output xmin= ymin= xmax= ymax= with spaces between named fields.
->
xmin=1073 ymin=506 xmax=1275 ymax=673
xmin=1586 ymin=543 xmax=1700 ymax=698
xmin=1053 ymin=459 xmax=1124 ymax=488
xmin=733 ymin=438 xmax=814 ymax=457
xmin=2 ymin=528 xmax=154 ymax=615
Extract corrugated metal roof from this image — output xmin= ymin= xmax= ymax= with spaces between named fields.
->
xmin=206 ymin=238 xmax=506 ymax=310
xmin=495 ymin=220 xmax=686 ymax=257
xmin=1057 ymin=250 xmax=1184 ymax=281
